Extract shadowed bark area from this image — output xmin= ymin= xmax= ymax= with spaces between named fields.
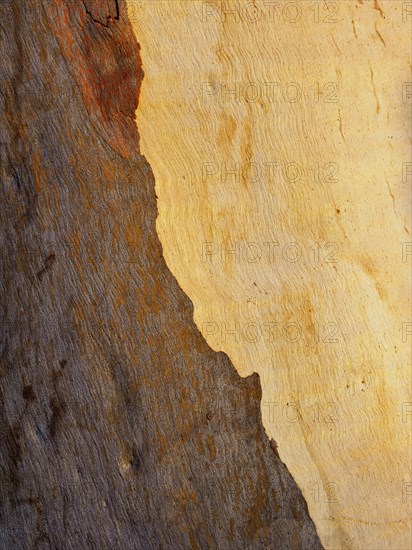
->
xmin=0 ymin=1 xmax=322 ymax=548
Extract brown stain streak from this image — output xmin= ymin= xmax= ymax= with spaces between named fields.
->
xmin=375 ymin=24 xmax=386 ymax=47
xmin=373 ymin=0 xmax=385 ymax=19
xmin=369 ymin=63 xmax=380 ymax=114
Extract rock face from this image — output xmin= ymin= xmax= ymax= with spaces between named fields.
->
xmin=0 ymin=1 xmax=321 ymax=548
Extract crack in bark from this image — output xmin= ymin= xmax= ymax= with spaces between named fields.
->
xmin=82 ymin=0 xmax=119 ymax=28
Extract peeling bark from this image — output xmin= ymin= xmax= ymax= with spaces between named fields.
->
xmin=0 ymin=1 xmax=321 ymax=548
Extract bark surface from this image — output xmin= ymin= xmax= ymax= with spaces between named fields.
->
xmin=0 ymin=1 xmax=321 ymax=548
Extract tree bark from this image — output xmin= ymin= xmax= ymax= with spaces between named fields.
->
xmin=0 ymin=1 xmax=321 ymax=548
xmin=129 ymin=2 xmax=412 ymax=548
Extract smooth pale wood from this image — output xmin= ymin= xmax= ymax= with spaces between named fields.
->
xmin=130 ymin=1 xmax=412 ymax=548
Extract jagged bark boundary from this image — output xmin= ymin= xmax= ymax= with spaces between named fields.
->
xmin=0 ymin=1 xmax=322 ymax=548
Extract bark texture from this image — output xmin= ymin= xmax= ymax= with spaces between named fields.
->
xmin=128 ymin=3 xmax=412 ymax=548
xmin=0 ymin=1 xmax=322 ymax=548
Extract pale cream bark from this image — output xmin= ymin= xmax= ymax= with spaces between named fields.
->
xmin=128 ymin=1 xmax=412 ymax=547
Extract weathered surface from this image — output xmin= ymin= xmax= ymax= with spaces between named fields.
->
xmin=130 ymin=1 xmax=412 ymax=548
xmin=0 ymin=1 xmax=322 ymax=548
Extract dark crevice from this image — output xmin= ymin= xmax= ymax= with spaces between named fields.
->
xmin=11 ymin=166 xmax=22 ymax=192
xmin=36 ymin=253 xmax=56 ymax=281
xmin=82 ymin=0 xmax=119 ymax=28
